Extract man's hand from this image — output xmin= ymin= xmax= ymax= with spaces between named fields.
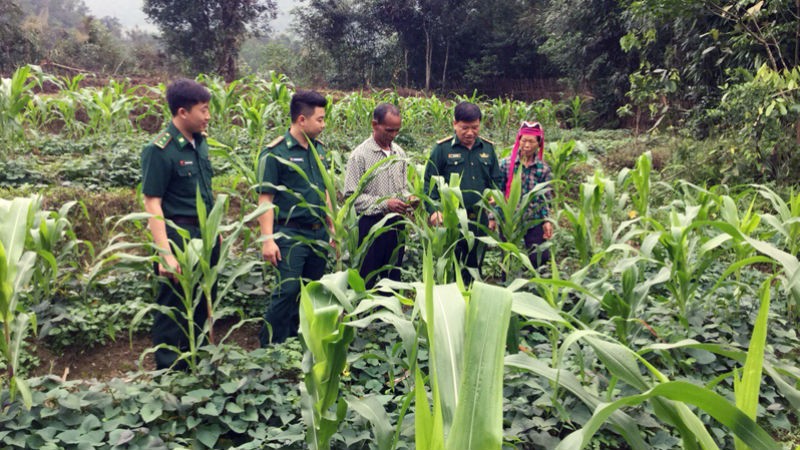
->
xmin=429 ymin=211 xmax=443 ymax=226
xmin=262 ymin=239 xmax=281 ymax=266
xmin=543 ymin=221 xmax=554 ymax=240
xmin=386 ymin=198 xmax=409 ymax=214
xmin=158 ymin=253 xmax=181 ymax=281
xmin=488 ymin=219 xmax=497 ymax=231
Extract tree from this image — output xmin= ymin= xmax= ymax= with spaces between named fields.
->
xmin=143 ymin=0 xmax=277 ymax=80
xmin=0 ymin=0 xmax=40 ymax=73
xmin=295 ymin=0 xmax=396 ymax=87
xmin=373 ymin=0 xmax=475 ymax=91
xmin=534 ymin=0 xmax=637 ymax=124
xmin=17 ymin=0 xmax=89 ymax=29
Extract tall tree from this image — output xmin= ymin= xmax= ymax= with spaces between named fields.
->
xmin=143 ymin=0 xmax=277 ymax=80
xmin=535 ymin=0 xmax=637 ymax=123
xmin=295 ymin=0 xmax=396 ymax=87
xmin=0 ymin=0 xmax=40 ymax=72
xmin=373 ymin=0 xmax=475 ymax=91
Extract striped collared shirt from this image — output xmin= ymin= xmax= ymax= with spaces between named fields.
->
xmin=344 ymin=136 xmax=410 ymax=215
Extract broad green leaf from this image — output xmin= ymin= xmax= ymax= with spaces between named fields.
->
xmin=196 ymin=424 xmax=222 ymax=448
xmin=347 ymin=396 xmax=393 ymax=450
xmin=505 ymin=353 xmax=648 ymax=450
xmin=734 ymin=277 xmax=772 ymax=450
xmin=446 ymin=283 xmax=511 ymax=450
xmin=511 ymin=291 xmax=567 ymax=324
xmin=557 ymin=381 xmax=781 ymax=450
xmin=419 ymin=282 xmax=465 ymax=434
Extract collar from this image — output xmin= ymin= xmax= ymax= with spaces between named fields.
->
xmin=452 ymin=134 xmax=483 ymax=149
xmin=285 ymin=129 xmax=320 ymax=151
xmin=167 ymin=122 xmax=201 ymax=150
xmin=514 ymin=157 xmax=538 ymax=168
xmin=368 ymin=136 xmax=396 ymax=153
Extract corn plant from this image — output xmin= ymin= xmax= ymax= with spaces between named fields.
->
xmin=0 ymin=196 xmax=41 ymax=409
xmin=733 ymin=277 xmax=773 ymax=450
xmin=757 ymin=185 xmax=800 ymax=256
xmin=330 ymin=91 xmax=375 ymax=133
xmin=410 ymin=173 xmax=473 ymax=284
xmin=0 ymin=65 xmax=40 ymax=145
xmin=508 ymin=328 xmax=786 ymax=450
xmin=643 ymin=205 xmax=712 ymax=326
xmin=258 ymin=70 xmax=294 ymax=107
xmin=234 ymin=94 xmax=285 ymax=150
xmin=513 ymin=98 xmax=559 ymax=131
xmin=619 ymin=151 xmax=652 ymax=221
xmin=486 ymin=97 xmax=514 ymax=143
xmin=298 ymin=273 xmax=356 ymax=450
xmin=477 ymin=175 xmax=546 ymax=279
xmin=600 ymin=257 xmax=670 ymax=344
xmin=560 ymin=95 xmax=590 ymax=129
xmin=297 ymin=269 xmax=414 ymax=450
xmin=546 ymin=140 xmax=589 ymax=203
xmin=414 ymin=248 xmax=512 ymax=450
xmin=198 ymin=74 xmax=242 ymax=132
xmin=96 ymin=193 xmax=270 ymax=372
xmin=559 ymin=170 xmax=623 ymax=265
xmin=26 ymin=200 xmax=87 ymax=304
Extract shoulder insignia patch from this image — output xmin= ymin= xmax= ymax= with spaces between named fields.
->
xmin=267 ymin=136 xmax=285 ymax=149
xmin=436 ymin=136 xmax=452 ymax=145
xmin=480 ymin=137 xmax=495 ymax=146
xmin=153 ymin=131 xmax=172 ymax=150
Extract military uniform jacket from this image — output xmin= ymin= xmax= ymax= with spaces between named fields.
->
xmin=141 ymin=122 xmax=214 ymax=218
xmin=424 ymin=135 xmax=502 ymax=213
xmin=256 ymin=131 xmax=329 ymax=226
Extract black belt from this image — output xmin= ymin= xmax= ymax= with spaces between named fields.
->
xmin=281 ymin=219 xmax=322 ymax=230
xmin=169 ymin=216 xmax=199 ymax=226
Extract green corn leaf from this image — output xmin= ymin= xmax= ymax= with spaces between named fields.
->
xmin=557 ymin=381 xmax=781 ymax=450
xmin=446 ymin=282 xmax=511 ymax=450
xmin=418 ymin=281 xmax=465 ymax=433
xmin=511 ymin=291 xmax=567 ymax=324
xmin=505 ymin=353 xmax=648 ymax=450
xmin=734 ymin=277 xmax=773 ymax=450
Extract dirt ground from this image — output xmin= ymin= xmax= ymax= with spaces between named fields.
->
xmin=30 ymin=320 xmax=262 ymax=381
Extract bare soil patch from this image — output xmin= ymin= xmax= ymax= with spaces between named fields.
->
xmin=30 ymin=320 xmax=262 ymax=381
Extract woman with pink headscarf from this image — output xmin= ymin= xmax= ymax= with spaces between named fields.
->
xmin=498 ymin=121 xmax=553 ymax=270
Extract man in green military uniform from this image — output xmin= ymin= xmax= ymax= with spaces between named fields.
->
xmin=141 ymin=78 xmax=219 ymax=370
xmin=256 ymin=90 xmax=333 ymax=345
xmin=424 ymin=101 xmax=502 ymax=284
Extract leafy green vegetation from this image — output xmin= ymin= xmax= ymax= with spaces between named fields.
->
xmin=0 ymin=70 xmax=798 ymax=448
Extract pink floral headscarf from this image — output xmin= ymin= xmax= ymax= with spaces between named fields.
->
xmin=504 ymin=121 xmax=544 ymax=198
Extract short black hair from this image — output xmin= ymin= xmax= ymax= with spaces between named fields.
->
xmin=454 ymin=102 xmax=482 ymax=122
xmin=290 ymin=90 xmax=328 ymax=122
xmin=166 ymin=79 xmax=211 ymax=116
xmin=373 ymin=103 xmax=401 ymax=123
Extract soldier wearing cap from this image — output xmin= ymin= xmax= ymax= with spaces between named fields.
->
xmin=424 ymin=101 xmax=503 ymax=284
xmin=256 ymin=90 xmax=333 ymax=346
xmin=141 ymin=78 xmax=218 ymax=370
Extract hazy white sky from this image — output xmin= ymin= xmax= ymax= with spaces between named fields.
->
xmin=82 ymin=0 xmax=297 ymax=33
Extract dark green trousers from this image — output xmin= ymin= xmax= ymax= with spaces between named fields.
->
xmin=260 ymin=226 xmax=328 ymax=346
xmin=454 ymin=211 xmax=488 ymax=285
xmin=152 ymin=224 xmax=220 ymax=370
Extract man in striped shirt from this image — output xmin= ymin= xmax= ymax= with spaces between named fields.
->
xmin=344 ymin=103 xmax=416 ymax=288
